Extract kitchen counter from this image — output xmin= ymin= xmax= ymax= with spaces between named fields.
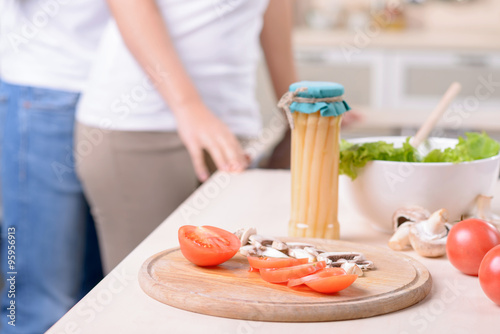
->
xmin=48 ymin=170 xmax=500 ymax=334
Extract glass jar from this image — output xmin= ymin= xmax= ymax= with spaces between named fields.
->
xmin=280 ymin=81 xmax=350 ymax=239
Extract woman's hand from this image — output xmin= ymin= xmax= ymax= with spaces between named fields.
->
xmin=176 ymin=102 xmax=248 ymax=182
xmin=341 ymin=109 xmax=363 ymax=127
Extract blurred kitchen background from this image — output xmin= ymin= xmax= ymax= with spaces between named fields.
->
xmin=257 ymin=0 xmax=500 ymax=153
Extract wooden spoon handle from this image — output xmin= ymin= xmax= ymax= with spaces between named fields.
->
xmin=411 ymin=82 xmax=462 ymax=148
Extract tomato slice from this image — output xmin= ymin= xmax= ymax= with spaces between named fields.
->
xmin=247 ymin=256 xmax=309 ymax=269
xmin=287 ymin=268 xmax=347 ymax=287
xmin=305 ymin=274 xmax=358 ymax=294
xmin=259 ymin=261 xmax=326 ymax=283
xmin=178 ymin=225 xmax=241 ymax=267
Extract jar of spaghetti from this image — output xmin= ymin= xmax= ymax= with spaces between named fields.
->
xmin=278 ymin=81 xmax=351 ymax=239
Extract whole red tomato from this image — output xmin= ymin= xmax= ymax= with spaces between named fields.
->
xmin=446 ymin=218 xmax=500 ymax=276
xmin=479 ymin=245 xmax=500 ymax=305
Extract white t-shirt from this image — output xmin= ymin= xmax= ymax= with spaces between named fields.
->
xmin=0 ymin=0 xmax=109 ymax=92
xmin=76 ymin=0 xmax=269 ymax=137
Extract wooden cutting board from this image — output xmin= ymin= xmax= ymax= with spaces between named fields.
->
xmin=138 ymin=238 xmax=431 ymax=322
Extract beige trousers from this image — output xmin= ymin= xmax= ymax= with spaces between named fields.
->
xmin=75 ymin=123 xmax=199 ymax=273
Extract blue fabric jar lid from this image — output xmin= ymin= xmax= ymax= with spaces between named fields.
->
xmin=288 ymin=81 xmax=351 ymax=117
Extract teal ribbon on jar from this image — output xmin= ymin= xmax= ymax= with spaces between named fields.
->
xmin=278 ymin=81 xmax=351 ymax=129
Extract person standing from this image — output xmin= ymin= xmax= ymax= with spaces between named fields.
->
xmin=75 ymin=0 xmax=298 ymax=273
xmin=0 ymin=1 xmax=108 ymax=333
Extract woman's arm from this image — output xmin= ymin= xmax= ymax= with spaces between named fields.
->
xmin=260 ymin=0 xmax=298 ymax=169
xmin=106 ymin=0 xmax=248 ymax=181
xmin=260 ymin=0 xmax=298 ymax=100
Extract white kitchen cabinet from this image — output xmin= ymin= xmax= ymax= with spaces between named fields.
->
xmin=291 ymin=47 xmax=500 ymax=134
xmin=388 ymin=51 xmax=500 ymax=112
xmin=294 ymin=48 xmax=386 ymax=107
xmin=295 ymin=48 xmax=500 ymax=109
xmin=255 ymin=41 xmax=500 ymax=144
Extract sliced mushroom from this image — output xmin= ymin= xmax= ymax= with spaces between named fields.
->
xmin=317 ymin=252 xmax=372 ymax=270
xmin=355 ymin=261 xmax=375 ymax=270
xmin=239 ymin=245 xmax=259 ymax=257
xmin=317 ymin=252 xmax=365 ymax=263
xmin=328 ymin=260 xmax=372 ymax=268
xmin=249 ymin=235 xmax=276 ymax=248
xmin=234 ymin=227 xmax=257 ymax=246
xmin=234 ymin=228 xmax=244 ymax=240
xmin=238 ymin=244 xmax=289 ymax=258
xmin=304 ymin=247 xmax=324 ymax=257
xmin=288 ymin=248 xmax=316 ymax=262
xmin=341 ymin=262 xmax=363 ymax=277
xmin=285 ymin=242 xmax=316 ymax=249
xmin=409 ymin=208 xmax=451 ymax=258
xmin=388 ymin=222 xmax=414 ymax=251
xmin=236 ymin=230 xmax=375 ymax=269
xmin=466 ymin=195 xmax=500 ymax=230
xmin=271 ymin=240 xmax=288 ymax=252
xmin=392 ymin=206 xmax=430 ymax=231
xmin=261 ymin=247 xmax=289 ymax=258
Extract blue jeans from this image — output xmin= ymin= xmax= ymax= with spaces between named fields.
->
xmin=0 ymin=81 xmax=102 ymax=333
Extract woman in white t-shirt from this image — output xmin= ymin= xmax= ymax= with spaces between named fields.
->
xmin=75 ymin=0 xmax=298 ymax=273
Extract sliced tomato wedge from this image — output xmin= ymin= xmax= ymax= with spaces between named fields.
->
xmin=259 ymin=261 xmax=326 ymax=283
xmin=178 ymin=225 xmax=241 ymax=267
xmin=287 ymin=268 xmax=347 ymax=287
xmin=247 ymin=256 xmax=309 ymax=269
xmin=305 ymin=274 xmax=358 ymax=294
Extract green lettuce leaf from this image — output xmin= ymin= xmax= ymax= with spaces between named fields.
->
xmin=339 ymin=138 xmax=418 ymax=179
xmin=422 ymin=132 xmax=500 ymax=163
xmin=340 ymin=132 xmax=500 ymax=180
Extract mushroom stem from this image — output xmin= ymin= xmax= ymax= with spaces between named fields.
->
xmin=341 ymin=262 xmax=363 ymax=277
xmin=421 ymin=208 xmax=448 ymax=238
xmin=408 ymin=208 xmax=450 ymax=258
xmin=235 ymin=227 xmax=257 ymax=245
xmin=388 ymin=222 xmax=413 ymax=251
xmin=468 ymin=195 xmax=500 ymax=230
xmin=476 ymin=195 xmax=493 ymax=217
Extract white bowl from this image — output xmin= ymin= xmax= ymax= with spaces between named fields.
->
xmin=339 ymin=136 xmax=500 ymax=233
